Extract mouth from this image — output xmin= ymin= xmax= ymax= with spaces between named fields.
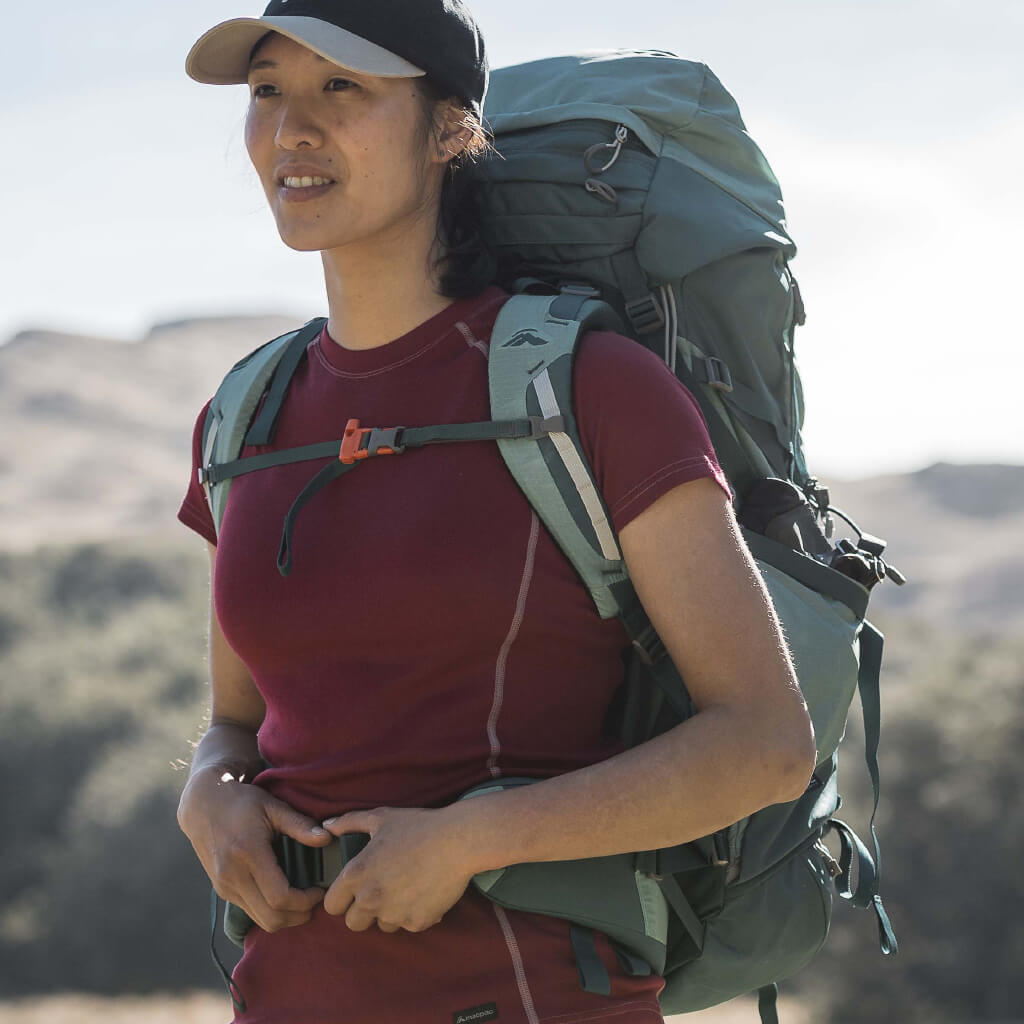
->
xmin=279 ymin=175 xmax=336 ymax=189
xmin=277 ymin=176 xmax=337 ymax=203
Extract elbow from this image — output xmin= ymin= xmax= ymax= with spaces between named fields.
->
xmin=769 ymin=706 xmax=818 ymax=804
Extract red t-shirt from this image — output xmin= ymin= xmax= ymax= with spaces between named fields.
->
xmin=179 ymin=286 xmax=729 ymax=1024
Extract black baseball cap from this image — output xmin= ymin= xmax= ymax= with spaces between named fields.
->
xmin=186 ymin=0 xmax=488 ymax=117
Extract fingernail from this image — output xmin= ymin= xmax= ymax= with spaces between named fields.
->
xmin=322 ymin=818 xmax=338 ymax=829
xmin=311 ymin=826 xmax=327 ymax=836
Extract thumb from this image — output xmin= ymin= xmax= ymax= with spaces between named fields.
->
xmin=322 ymin=809 xmax=380 ymax=838
xmin=264 ymin=797 xmax=333 ymax=846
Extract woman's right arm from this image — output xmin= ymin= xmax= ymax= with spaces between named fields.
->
xmin=177 ymin=542 xmax=332 ymax=933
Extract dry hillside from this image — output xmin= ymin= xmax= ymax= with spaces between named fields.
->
xmin=2 ymin=317 xmax=1021 ymax=630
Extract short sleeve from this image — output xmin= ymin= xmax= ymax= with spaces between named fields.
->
xmin=574 ymin=331 xmax=732 ymax=533
xmin=178 ymin=398 xmax=219 ymax=546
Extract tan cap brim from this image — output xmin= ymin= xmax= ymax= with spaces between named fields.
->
xmin=185 ymin=16 xmax=426 ymax=85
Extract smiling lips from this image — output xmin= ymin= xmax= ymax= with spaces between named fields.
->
xmin=277 ymin=174 xmax=337 ymax=203
xmin=283 ymin=175 xmax=335 ymax=188
xmin=275 ymin=165 xmax=338 ymax=199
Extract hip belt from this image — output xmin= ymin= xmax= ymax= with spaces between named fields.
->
xmin=275 ymin=831 xmax=371 ymax=890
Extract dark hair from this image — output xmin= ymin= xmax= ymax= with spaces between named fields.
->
xmin=414 ymin=78 xmax=496 ymax=299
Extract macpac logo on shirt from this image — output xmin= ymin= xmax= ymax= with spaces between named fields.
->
xmin=452 ymin=1002 xmax=499 ymax=1023
xmin=501 ymin=329 xmax=547 ymax=348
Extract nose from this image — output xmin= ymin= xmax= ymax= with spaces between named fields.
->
xmin=273 ymin=99 xmax=324 ymax=150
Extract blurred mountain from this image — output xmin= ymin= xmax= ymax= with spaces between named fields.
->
xmin=2 ymin=318 xmax=1021 ymax=630
xmin=0 ymin=316 xmax=302 ymax=549
xmin=826 ymin=463 xmax=1024 ymax=631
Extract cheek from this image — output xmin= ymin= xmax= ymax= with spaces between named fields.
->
xmin=244 ymin=109 xmax=273 ymax=176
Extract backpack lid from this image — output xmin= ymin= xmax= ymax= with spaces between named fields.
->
xmin=483 ymin=51 xmax=793 ymax=254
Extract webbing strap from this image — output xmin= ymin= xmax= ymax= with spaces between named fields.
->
xmin=859 ymin=623 xmax=885 ymax=882
xmin=830 ymin=621 xmax=898 ymax=955
xmin=209 ymin=890 xmax=246 ymax=1013
xmin=245 ymin=319 xmax=326 ymax=446
xmin=205 ymin=419 xmax=548 ymax=486
xmin=611 ymin=251 xmax=664 ymax=335
xmin=858 ymin=623 xmax=898 ymax=954
xmin=672 ymin=355 xmax=760 ymax=501
xmin=206 ymin=441 xmax=342 ymax=486
xmin=610 ymin=940 xmax=653 ymax=978
xmin=216 ymin=418 xmax=561 ymax=577
xmin=610 ymin=582 xmax=693 ymax=721
xmin=277 ymin=460 xmax=362 ymax=576
xmin=690 ymin=358 xmax=792 ymax=460
xmin=757 ymin=983 xmax=780 ymax=1024
xmin=569 ymin=925 xmax=611 ymax=995
xmin=401 ymin=419 xmax=547 ymax=447
xmin=655 ymin=874 xmax=705 ymax=956
xmin=829 ymin=818 xmax=876 ymax=907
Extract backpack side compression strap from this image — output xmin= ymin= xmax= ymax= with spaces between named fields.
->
xmin=488 ymin=293 xmax=630 ymax=620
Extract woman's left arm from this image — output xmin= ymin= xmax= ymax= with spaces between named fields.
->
xmin=453 ymin=474 xmax=818 ymax=868
xmin=322 ymin=476 xmax=816 ymax=931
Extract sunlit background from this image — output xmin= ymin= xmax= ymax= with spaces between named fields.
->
xmin=4 ymin=0 xmax=1021 ymax=476
xmin=2 ymin=4 xmax=1022 ymax=1023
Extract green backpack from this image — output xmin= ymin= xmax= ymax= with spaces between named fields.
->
xmin=199 ymin=50 xmax=901 ymax=1022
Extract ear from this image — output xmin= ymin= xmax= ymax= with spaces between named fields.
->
xmin=431 ymin=100 xmax=474 ymax=166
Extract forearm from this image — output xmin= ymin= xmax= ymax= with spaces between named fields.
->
xmin=450 ymin=702 xmax=813 ymax=875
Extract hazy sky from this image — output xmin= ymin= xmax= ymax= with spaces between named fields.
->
xmin=3 ymin=0 xmax=1021 ymax=476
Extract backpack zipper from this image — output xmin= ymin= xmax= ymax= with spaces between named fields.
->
xmin=723 ymin=831 xmax=826 ymax=899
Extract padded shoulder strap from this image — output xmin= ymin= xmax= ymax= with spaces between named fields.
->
xmin=200 ymin=318 xmax=327 ymax=535
xmin=488 ymin=293 xmax=630 ymax=619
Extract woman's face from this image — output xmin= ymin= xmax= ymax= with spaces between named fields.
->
xmin=244 ymin=32 xmax=440 ymax=255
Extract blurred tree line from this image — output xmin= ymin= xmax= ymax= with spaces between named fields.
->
xmin=0 ymin=538 xmax=1018 ymax=1018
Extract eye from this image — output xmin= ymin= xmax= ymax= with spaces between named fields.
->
xmin=250 ymin=83 xmax=277 ymax=99
xmin=326 ymin=77 xmax=358 ymax=92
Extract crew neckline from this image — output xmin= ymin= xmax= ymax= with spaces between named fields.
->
xmin=316 ymin=286 xmax=508 ymax=375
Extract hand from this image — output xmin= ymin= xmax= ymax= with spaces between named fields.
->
xmin=321 ymin=806 xmax=478 ymax=934
xmin=178 ymin=767 xmax=333 ymax=933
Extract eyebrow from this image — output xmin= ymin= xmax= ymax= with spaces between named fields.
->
xmin=249 ymin=55 xmax=330 ymax=71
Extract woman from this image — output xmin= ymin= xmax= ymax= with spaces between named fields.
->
xmin=177 ymin=2 xmax=817 ymax=1021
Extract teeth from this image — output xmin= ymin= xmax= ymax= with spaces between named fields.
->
xmin=283 ymin=176 xmax=334 ymax=188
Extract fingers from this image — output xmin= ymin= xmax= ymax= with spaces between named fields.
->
xmin=264 ymin=799 xmax=334 ymax=847
xmin=233 ymin=872 xmax=322 ymax=934
xmin=249 ymin=841 xmax=325 ymax=912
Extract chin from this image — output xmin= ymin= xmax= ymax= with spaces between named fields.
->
xmin=275 ymin=223 xmax=339 ymax=253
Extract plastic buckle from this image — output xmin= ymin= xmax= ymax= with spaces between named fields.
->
xmin=630 ymin=625 xmax=667 ymax=667
xmin=559 ymin=282 xmax=601 ymax=299
xmin=339 ymin=419 xmax=405 ymax=465
xmin=197 ymin=466 xmax=211 ymax=486
xmin=278 ymin=835 xmax=324 ymax=890
xmin=624 ymin=294 xmax=665 ymax=335
xmin=529 ymin=415 xmax=566 ymax=439
xmin=814 ymin=839 xmax=843 ymax=879
xmin=704 ymin=357 xmax=734 ymax=393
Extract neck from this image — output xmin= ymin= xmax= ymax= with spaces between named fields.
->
xmin=320 ymin=214 xmax=453 ymax=352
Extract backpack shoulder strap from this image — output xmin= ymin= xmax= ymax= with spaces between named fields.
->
xmin=200 ymin=318 xmax=327 ymax=535
xmin=488 ymin=292 xmax=631 ymax=620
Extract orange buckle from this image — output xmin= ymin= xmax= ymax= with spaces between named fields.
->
xmin=339 ymin=419 xmax=404 ymax=465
